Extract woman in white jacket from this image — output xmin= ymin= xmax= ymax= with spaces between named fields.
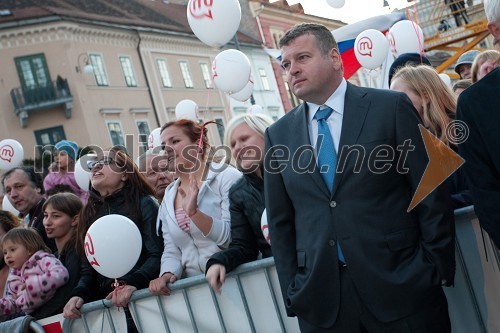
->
xmin=149 ymin=119 xmax=241 ymax=295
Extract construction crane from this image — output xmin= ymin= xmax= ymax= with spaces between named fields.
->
xmin=412 ymin=0 xmax=490 ymax=76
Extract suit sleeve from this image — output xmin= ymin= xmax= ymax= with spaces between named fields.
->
xmin=264 ymin=129 xmax=298 ymax=316
xmin=457 ymin=93 xmax=500 ymax=247
xmin=395 ymin=93 xmax=455 ymax=285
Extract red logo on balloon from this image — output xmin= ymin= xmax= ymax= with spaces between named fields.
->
xmin=84 ymin=233 xmax=100 ymax=267
xmin=0 ymin=145 xmax=14 ymax=163
xmin=388 ymin=32 xmax=397 ymax=54
xmin=357 ymin=37 xmax=373 ymax=57
xmin=212 ymin=59 xmax=218 ymax=79
xmin=189 ymin=0 xmax=214 ymax=19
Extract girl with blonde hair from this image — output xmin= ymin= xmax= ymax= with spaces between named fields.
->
xmin=390 ymin=65 xmax=456 ymax=145
xmin=471 ymin=49 xmax=500 ymax=83
xmin=390 ymin=64 xmax=472 ymax=208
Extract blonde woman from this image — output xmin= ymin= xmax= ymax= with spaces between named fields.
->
xmin=390 ymin=64 xmax=472 ymax=208
xmin=470 ymin=49 xmax=500 ymax=83
xmin=390 ymin=65 xmax=456 ymax=145
xmin=206 ymin=113 xmax=274 ymax=293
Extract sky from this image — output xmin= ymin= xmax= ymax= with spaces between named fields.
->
xmin=288 ymin=0 xmax=412 ymax=24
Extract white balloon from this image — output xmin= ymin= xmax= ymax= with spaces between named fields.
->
xmin=247 ymin=104 xmax=265 ymax=114
xmin=213 ymin=49 xmax=251 ymax=94
xmin=2 ymin=195 xmax=19 ymax=216
xmin=439 ymin=73 xmax=452 ymax=88
xmin=187 ymin=0 xmax=241 ymax=48
xmin=175 ymin=100 xmax=199 ymax=121
xmin=147 ymin=128 xmax=162 ymax=150
xmin=260 ymin=209 xmax=270 ymax=245
xmin=388 ymin=20 xmax=425 ymax=57
xmin=354 ymin=29 xmax=389 ymax=70
xmin=74 ymin=154 xmax=95 ymax=192
xmin=0 ymin=139 xmax=24 ymax=171
xmin=229 ymin=75 xmax=254 ymax=102
xmin=326 ymin=0 xmax=345 ymax=9
xmin=84 ymin=214 xmax=142 ymax=279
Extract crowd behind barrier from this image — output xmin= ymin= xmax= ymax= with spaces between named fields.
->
xmin=33 ymin=206 xmax=500 ymax=333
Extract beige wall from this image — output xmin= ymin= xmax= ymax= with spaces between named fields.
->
xmin=0 ymin=21 xmax=231 ymax=162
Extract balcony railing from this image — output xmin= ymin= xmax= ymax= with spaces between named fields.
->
xmin=10 ymin=78 xmax=73 ymax=128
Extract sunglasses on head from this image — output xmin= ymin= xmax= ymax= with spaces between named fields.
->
xmin=87 ymin=157 xmax=115 ymax=170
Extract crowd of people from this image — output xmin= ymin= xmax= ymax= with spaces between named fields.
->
xmin=0 ymin=0 xmax=498 ymax=331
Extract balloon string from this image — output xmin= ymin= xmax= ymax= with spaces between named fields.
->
xmin=112 ymin=279 xmax=126 ymax=298
xmin=406 ymin=4 xmax=425 ymax=60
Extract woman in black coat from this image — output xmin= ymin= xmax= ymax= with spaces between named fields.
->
xmin=62 ymin=147 xmax=162 ymax=323
xmin=206 ymin=114 xmax=274 ymax=293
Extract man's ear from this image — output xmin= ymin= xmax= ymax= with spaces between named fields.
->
xmin=330 ymin=48 xmax=343 ymax=71
xmin=488 ymin=22 xmax=500 ymax=39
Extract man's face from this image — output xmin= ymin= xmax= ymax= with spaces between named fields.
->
xmin=3 ymin=170 xmax=42 ymax=216
xmin=145 ymin=154 xmax=174 ymax=199
xmin=280 ymin=34 xmax=343 ymax=105
xmin=487 ymin=20 xmax=500 ymax=47
xmin=457 ymin=64 xmax=472 ymax=79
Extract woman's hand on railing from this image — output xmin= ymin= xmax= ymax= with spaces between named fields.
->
xmin=63 ymin=296 xmax=84 ymax=319
xmin=149 ymin=272 xmax=177 ymax=296
xmin=206 ymin=264 xmax=226 ymax=294
xmin=106 ymin=285 xmax=137 ymax=308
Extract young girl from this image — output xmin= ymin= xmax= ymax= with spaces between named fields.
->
xmin=0 ymin=228 xmax=69 ymax=316
xmin=43 ymin=140 xmax=88 ymax=203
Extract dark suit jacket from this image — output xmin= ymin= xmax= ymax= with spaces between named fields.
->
xmin=264 ymin=83 xmax=455 ymax=327
xmin=457 ymin=67 xmax=500 ymax=248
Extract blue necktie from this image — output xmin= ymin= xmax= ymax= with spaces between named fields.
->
xmin=315 ymin=106 xmax=346 ymax=263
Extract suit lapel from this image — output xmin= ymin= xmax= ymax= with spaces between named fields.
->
xmin=289 ymin=103 xmax=331 ymax=196
xmin=331 ymin=84 xmax=370 ymax=197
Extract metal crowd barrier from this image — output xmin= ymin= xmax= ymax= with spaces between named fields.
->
xmin=35 ymin=206 xmax=500 ymax=333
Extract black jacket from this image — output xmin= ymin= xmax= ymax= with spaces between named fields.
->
xmin=73 ymin=188 xmax=163 ymax=301
xmin=207 ymin=172 xmax=271 ymax=274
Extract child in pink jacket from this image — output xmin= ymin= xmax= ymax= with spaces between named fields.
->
xmin=0 ymin=228 xmax=69 ymax=316
xmin=43 ymin=140 xmax=88 ymax=203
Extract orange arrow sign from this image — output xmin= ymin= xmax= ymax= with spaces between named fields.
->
xmin=408 ymin=124 xmax=465 ymax=212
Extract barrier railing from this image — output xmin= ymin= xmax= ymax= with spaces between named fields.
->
xmin=36 ymin=206 xmax=500 ymax=333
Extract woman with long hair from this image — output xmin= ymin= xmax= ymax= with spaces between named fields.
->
xmin=63 ymin=147 xmax=163 ymax=322
xmin=390 ymin=65 xmax=456 ymax=144
xmin=149 ymin=119 xmax=241 ymax=295
xmin=30 ymin=193 xmax=85 ymax=319
xmin=390 ymin=65 xmax=472 ymax=208
xmin=206 ymin=113 xmax=274 ymax=293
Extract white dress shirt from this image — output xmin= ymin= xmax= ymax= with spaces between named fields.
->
xmin=306 ymin=78 xmax=347 ymax=155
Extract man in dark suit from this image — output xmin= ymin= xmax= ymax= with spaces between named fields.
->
xmin=264 ymin=23 xmax=455 ymax=332
xmin=457 ymin=0 xmax=500 ymax=248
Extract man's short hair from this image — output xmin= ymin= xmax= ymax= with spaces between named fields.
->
xmin=279 ymin=23 xmax=338 ymax=56
xmin=1 ymin=167 xmax=44 ymax=194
